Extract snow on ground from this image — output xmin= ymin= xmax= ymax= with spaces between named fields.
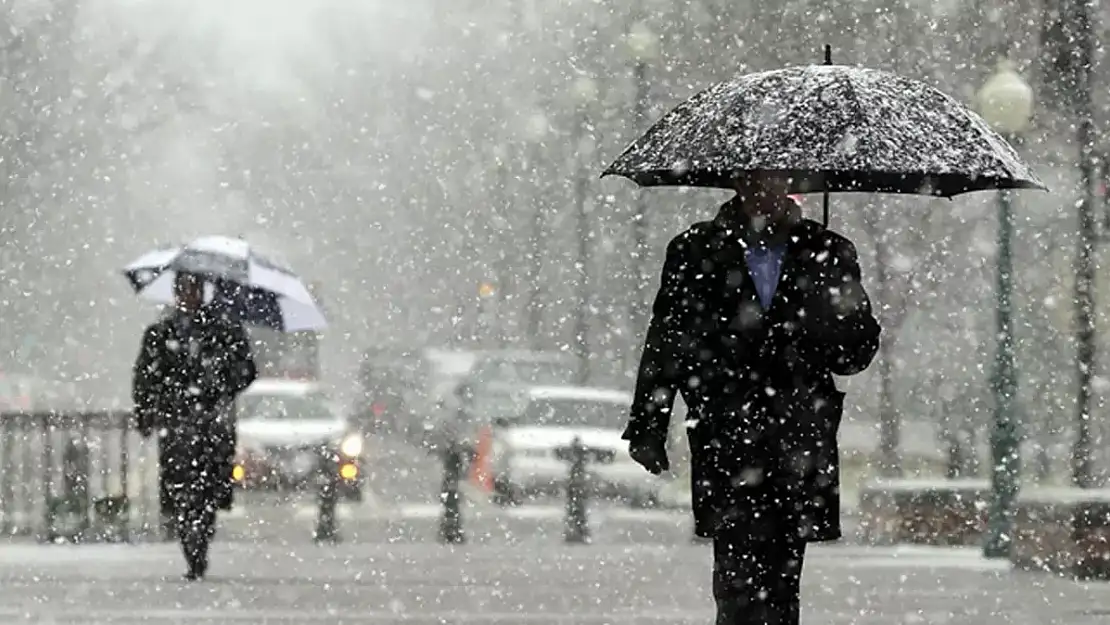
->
xmin=0 ymin=541 xmax=1104 ymax=624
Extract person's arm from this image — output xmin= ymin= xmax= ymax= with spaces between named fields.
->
xmin=132 ymin=326 xmax=163 ymax=437
xmin=805 ymin=236 xmax=881 ymax=376
xmin=623 ymin=236 xmax=691 ymax=443
xmin=224 ymin=323 xmax=258 ymax=397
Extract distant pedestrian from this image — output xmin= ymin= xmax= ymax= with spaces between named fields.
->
xmin=132 ymin=272 xmax=257 ymax=580
xmin=623 ymin=172 xmax=880 ymax=625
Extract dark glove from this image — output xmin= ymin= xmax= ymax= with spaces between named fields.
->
xmin=135 ymin=410 xmax=154 ymax=438
xmin=628 ymin=437 xmax=670 ymax=475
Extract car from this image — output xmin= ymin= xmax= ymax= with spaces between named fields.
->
xmin=356 ymin=346 xmax=479 ymax=445
xmin=356 ymin=347 xmax=422 ymax=435
xmin=232 ymin=378 xmax=365 ymax=502
xmin=446 ymin=350 xmax=583 ymax=443
xmin=455 ymin=350 xmax=582 ymax=401
xmin=478 ymin=385 xmax=664 ymax=508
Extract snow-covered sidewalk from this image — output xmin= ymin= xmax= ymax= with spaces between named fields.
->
xmin=0 ymin=541 xmax=1106 ymax=624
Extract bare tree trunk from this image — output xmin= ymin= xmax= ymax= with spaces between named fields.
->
xmin=1035 ymin=414 xmax=1053 ymax=483
xmin=945 ymin=424 xmax=964 ymax=479
xmin=524 ymin=142 xmax=546 ymax=349
xmin=628 ymin=61 xmax=652 ymax=355
xmin=572 ymin=112 xmax=591 ymax=385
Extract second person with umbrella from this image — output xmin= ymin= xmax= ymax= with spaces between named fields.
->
xmin=133 ymin=272 xmax=258 ymax=580
xmin=125 ymin=235 xmax=327 ymax=579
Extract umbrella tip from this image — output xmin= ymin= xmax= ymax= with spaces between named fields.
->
xmin=824 ymin=45 xmax=832 ymax=65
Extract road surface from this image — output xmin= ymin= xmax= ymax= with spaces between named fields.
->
xmin=218 ymin=494 xmax=704 ymax=546
xmin=214 ymin=429 xmax=708 ymax=546
xmin=0 ymin=542 xmax=1106 ymax=624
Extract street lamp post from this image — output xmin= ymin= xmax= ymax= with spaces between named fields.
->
xmin=976 ymin=58 xmax=1033 ymax=559
xmin=625 ymin=21 xmax=659 ymax=346
xmin=1071 ymin=0 xmax=1098 ymax=489
xmin=571 ymin=75 xmax=599 ymax=386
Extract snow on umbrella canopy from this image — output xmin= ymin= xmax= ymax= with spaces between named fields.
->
xmin=601 ymin=64 xmax=1046 ymax=197
xmin=121 ymin=235 xmax=327 ymax=333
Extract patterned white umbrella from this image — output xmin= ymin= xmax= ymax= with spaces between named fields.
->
xmin=121 ymin=235 xmax=326 ymax=332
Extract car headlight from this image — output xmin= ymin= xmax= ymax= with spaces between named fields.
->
xmin=339 ymin=434 xmax=363 ymax=458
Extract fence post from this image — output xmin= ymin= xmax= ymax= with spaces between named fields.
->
xmin=116 ymin=410 xmax=131 ymax=542
xmin=38 ymin=413 xmax=53 ymax=542
xmin=0 ymin=415 xmax=14 ymax=536
xmin=439 ymin=440 xmax=466 ymax=545
xmin=67 ymin=436 xmax=91 ymax=538
xmin=45 ymin=432 xmax=91 ymax=544
xmin=314 ymin=445 xmax=340 ymax=543
xmin=88 ymin=411 xmax=132 ymax=543
xmin=563 ymin=437 xmax=591 ymax=545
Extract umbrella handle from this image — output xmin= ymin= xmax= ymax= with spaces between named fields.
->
xmin=822 ymin=44 xmax=832 ymax=228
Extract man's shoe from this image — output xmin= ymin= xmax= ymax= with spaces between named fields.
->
xmin=184 ymin=556 xmax=208 ymax=581
xmin=217 ymin=490 xmax=234 ymax=511
xmin=183 ymin=568 xmax=206 ymax=582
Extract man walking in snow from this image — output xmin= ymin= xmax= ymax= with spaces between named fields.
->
xmin=624 ymin=172 xmax=880 ymax=625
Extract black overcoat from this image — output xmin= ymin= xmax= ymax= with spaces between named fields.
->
xmin=132 ymin=308 xmax=258 ymax=506
xmin=624 ymin=207 xmax=880 ymax=542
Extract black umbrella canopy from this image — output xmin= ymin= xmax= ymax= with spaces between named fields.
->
xmin=602 ymin=63 xmax=1046 ymax=198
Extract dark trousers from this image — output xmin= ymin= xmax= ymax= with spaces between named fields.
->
xmin=158 ymin=432 xmax=235 ymax=519
xmin=158 ymin=440 xmax=174 ymax=518
xmin=712 ymin=523 xmax=806 ymax=625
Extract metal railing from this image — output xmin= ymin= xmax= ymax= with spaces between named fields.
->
xmin=0 ymin=410 xmax=159 ymax=543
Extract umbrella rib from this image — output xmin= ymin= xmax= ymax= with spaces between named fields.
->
xmin=831 ymin=68 xmax=869 ymax=177
xmin=773 ymin=72 xmax=829 ymax=171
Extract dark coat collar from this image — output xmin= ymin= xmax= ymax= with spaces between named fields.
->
xmin=705 ymin=201 xmax=822 ymax=270
xmin=711 ymin=196 xmax=804 ymax=243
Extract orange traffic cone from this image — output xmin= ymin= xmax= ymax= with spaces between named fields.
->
xmin=468 ymin=425 xmax=494 ymax=492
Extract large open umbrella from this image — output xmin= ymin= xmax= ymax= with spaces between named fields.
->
xmin=602 ymin=47 xmax=1046 ymax=225
xmin=121 ymin=235 xmax=326 ymax=332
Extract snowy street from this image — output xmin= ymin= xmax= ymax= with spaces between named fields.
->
xmin=198 ymin=428 xmax=861 ymax=546
xmin=212 ymin=433 xmax=719 ymax=546
xmin=0 ymin=541 xmax=1106 ymax=624
xmin=219 ymin=495 xmax=700 ymax=546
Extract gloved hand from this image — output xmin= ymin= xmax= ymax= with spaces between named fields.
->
xmin=135 ymin=410 xmax=154 ymax=439
xmin=628 ymin=437 xmax=670 ymax=475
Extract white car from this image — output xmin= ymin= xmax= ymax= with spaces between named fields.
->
xmin=482 ymin=385 xmax=663 ymax=508
xmin=233 ymin=378 xmax=365 ymax=501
